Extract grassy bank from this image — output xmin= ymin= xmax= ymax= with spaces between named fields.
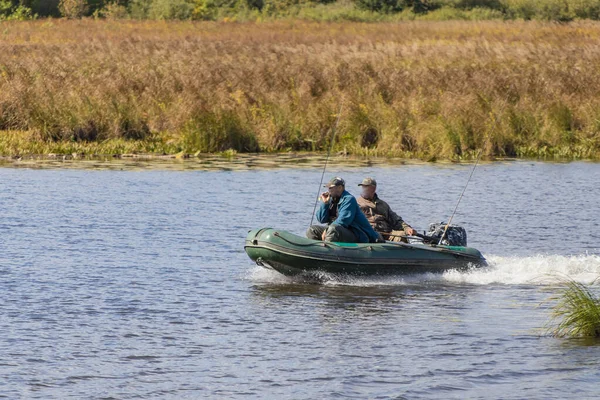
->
xmin=0 ymin=130 xmax=180 ymax=157
xmin=2 ymin=19 xmax=600 ymax=160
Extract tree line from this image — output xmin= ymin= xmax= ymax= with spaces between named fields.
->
xmin=2 ymin=0 xmax=600 ymax=22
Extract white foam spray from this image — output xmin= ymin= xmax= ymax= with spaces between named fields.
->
xmin=246 ymin=254 xmax=600 ymax=287
xmin=444 ymin=254 xmax=600 ymax=285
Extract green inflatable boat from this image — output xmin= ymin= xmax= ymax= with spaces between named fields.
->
xmin=245 ymin=228 xmax=487 ymax=277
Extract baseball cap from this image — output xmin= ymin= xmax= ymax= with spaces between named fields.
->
xmin=358 ymin=177 xmax=377 ymax=187
xmin=324 ymin=176 xmax=345 ymax=188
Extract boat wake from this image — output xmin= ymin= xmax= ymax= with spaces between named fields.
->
xmin=245 ymin=253 xmax=600 ymax=286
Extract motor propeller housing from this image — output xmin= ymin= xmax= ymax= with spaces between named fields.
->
xmin=426 ymin=222 xmax=468 ymax=246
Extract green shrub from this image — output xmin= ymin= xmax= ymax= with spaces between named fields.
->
xmin=443 ymin=0 xmax=504 ymax=9
xmin=95 ymin=1 xmax=129 ymax=18
xmin=129 ymin=0 xmax=196 ymax=20
xmin=58 ymin=0 xmax=88 ymax=18
xmin=417 ymin=5 xmax=503 ymax=19
xmin=501 ymin=0 xmax=600 ymax=21
xmin=0 ymin=0 xmax=13 ymax=16
xmin=192 ymin=0 xmax=249 ymax=20
xmin=535 ymin=0 xmax=574 ymax=21
xmin=148 ymin=0 xmax=194 ymax=19
xmin=568 ymin=0 xmax=600 ymax=19
xmin=29 ymin=0 xmax=61 ymax=17
xmin=0 ymin=0 xmax=34 ymax=20
xmin=352 ymin=0 xmax=404 ymax=13
xmin=500 ymin=0 xmax=534 ymax=19
xmin=129 ymin=0 xmax=151 ymax=18
xmin=294 ymin=3 xmax=390 ymax=21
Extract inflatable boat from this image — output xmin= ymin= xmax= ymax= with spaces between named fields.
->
xmin=245 ymin=227 xmax=487 ymax=277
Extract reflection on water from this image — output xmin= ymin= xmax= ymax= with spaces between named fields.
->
xmin=252 ymin=282 xmax=412 ymax=311
xmin=1 ymin=153 xmax=417 ymax=171
xmin=250 ymin=280 xmax=478 ymax=328
xmin=1 ymin=159 xmax=600 ymax=399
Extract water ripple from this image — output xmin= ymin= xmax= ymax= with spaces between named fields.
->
xmin=1 ymin=161 xmax=600 ymax=399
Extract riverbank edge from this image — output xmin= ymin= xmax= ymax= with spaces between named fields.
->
xmin=1 ymin=147 xmax=598 ymax=165
xmin=1 ymin=131 xmax=599 ymax=162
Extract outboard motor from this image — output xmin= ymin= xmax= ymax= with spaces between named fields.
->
xmin=427 ymin=222 xmax=467 ymax=246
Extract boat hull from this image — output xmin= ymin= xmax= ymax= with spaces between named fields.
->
xmin=245 ymin=228 xmax=487 ymax=277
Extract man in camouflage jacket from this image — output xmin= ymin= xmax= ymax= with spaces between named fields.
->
xmin=357 ymin=177 xmax=416 ymax=242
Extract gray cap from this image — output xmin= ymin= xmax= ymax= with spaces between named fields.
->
xmin=358 ymin=177 xmax=377 ymax=187
xmin=324 ymin=176 xmax=345 ymax=188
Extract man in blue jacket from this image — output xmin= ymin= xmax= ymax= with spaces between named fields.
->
xmin=307 ymin=177 xmax=383 ymax=243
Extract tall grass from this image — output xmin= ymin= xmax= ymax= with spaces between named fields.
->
xmin=1 ymin=19 xmax=600 ymax=159
xmin=547 ymin=279 xmax=600 ymax=338
xmin=0 ymin=130 xmax=179 ymax=156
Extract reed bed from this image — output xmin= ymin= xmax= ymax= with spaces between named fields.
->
xmin=547 ymin=279 xmax=600 ymax=339
xmin=1 ymin=19 xmax=600 ymax=159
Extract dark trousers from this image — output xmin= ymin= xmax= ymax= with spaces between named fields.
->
xmin=306 ymin=225 xmax=358 ymax=243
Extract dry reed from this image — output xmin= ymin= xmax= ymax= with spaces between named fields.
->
xmin=1 ymin=19 xmax=600 ymax=159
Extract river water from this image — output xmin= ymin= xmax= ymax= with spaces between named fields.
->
xmin=1 ymin=159 xmax=599 ymax=399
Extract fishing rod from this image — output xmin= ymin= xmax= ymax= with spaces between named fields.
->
xmin=437 ymin=151 xmax=483 ymax=245
xmin=437 ymin=96 xmax=506 ymax=246
xmin=309 ymin=102 xmax=344 ymax=228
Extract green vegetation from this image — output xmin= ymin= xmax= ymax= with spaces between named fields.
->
xmin=0 ymin=130 xmax=180 ymax=157
xmin=0 ymin=0 xmax=34 ymax=20
xmin=547 ymin=279 xmax=600 ymax=338
xmin=4 ymin=0 xmax=600 ymax=22
xmin=1 ymin=20 xmax=600 ymax=160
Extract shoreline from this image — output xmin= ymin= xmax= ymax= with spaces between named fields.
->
xmin=1 ymin=131 xmax=598 ymax=165
xmin=2 ymin=130 xmax=599 ymax=164
xmin=0 ymin=151 xmax=593 ymax=172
